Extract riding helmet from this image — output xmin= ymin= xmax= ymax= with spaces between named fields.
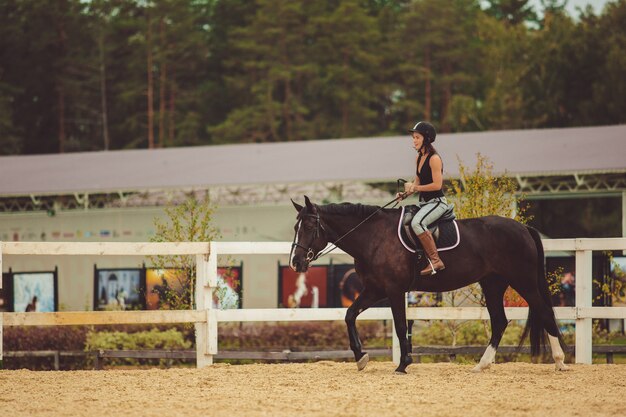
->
xmin=408 ymin=121 xmax=437 ymax=144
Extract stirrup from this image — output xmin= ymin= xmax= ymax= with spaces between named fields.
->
xmin=420 ymin=258 xmax=444 ymax=276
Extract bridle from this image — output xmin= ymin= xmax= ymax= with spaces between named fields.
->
xmin=290 ymin=213 xmax=324 ymax=264
xmin=290 ymin=189 xmax=405 ymax=268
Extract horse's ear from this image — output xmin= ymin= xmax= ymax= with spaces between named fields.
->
xmin=304 ymin=195 xmax=316 ymax=212
xmin=291 ymin=199 xmax=303 ymax=212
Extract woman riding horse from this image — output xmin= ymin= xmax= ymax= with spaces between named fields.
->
xmin=289 ymin=124 xmax=568 ymax=373
xmin=397 ymin=121 xmax=452 ymax=275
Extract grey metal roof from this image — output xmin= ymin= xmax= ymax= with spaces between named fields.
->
xmin=1 ymin=125 xmax=625 ymax=197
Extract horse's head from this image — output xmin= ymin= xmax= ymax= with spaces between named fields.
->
xmin=290 ymin=196 xmax=329 ymax=272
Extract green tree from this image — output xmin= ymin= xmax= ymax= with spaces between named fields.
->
xmin=0 ymin=0 xmax=93 ymax=154
xmin=393 ymin=0 xmax=483 ymax=132
xmin=484 ymin=0 xmax=538 ymax=25
xmin=210 ymin=0 xmax=317 ymax=143
xmin=519 ymin=11 xmax=577 ymax=127
xmin=149 ymin=193 xmax=220 ymax=310
xmin=307 ymin=0 xmax=384 ymax=139
xmin=477 ymin=13 xmax=529 ymax=129
xmin=448 ymin=153 xmax=529 ymax=222
xmin=0 ymin=79 xmax=21 ymax=154
xmin=202 ymin=0 xmax=257 ymax=141
xmin=585 ymin=1 xmax=626 ymax=124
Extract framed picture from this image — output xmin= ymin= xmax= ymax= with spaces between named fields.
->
xmin=328 ymin=264 xmax=390 ymax=308
xmin=145 ymin=264 xmax=243 ymax=310
xmin=407 ymin=291 xmax=440 ymax=307
xmin=503 ymin=287 xmax=528 ymax=307
xmin=12 ymin=270 xmax=58 ymax=312
xmin=610 ymin=256 xmax=626 ymax=304
xmin=214 ymin=265 xmax=243 ymax=309
xmin=329 ymin=264 xmax=362 ymax=307
xmin=546 ymin=254 xmax=609 ymax=308
xmin=278 ymin=265 xmax=328 ymax=308
xmin=145 ymin=268 xmax=185 ymax=310
xmin=611 ymin=256 xmax=626 ymax=279
xmin=546 ymin=257 xmax=576 ymax=307
xmin=94 ymin=267 xmax=145 ymax=310
xmin=1 ymin=272 xmax=13 ymax=312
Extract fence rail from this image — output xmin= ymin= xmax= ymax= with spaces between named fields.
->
xmin=2 ymin=238 xmax=626 ymax=366
xmin=5 ymin=345 xmax=626 ymax=371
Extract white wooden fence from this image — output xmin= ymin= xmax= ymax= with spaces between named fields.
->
xmin=1 ymin=238 xmax=626 ymax=367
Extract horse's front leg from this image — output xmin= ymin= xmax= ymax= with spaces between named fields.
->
xmin=345 ymin=289 xmax=381 ymax=371
xmin=389 ymin=292 xmax=413 ymax=374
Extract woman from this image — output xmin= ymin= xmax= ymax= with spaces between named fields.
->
xmin=397 ymin=121 xmax=451 ymax=275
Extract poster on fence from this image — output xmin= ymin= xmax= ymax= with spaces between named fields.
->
xmin=94 ymin=268 xmax=144 ymax=310
xmin=329 ymin=264 xmax=362 ymax=308
xmin=328 ymin=264 xmax=393 ymax=308
xmin=546 ymin=257 xmax=576 ymax=307
xmin=0 ymin=273 xmax=10 ymax=312
xmin=503 ymin=287 xmax=528 ymax=307
xmin=213 ymin=266 xmax=242 ymax=309
xmin=407 ymin=291 xmax=440 ymax=307
xmin=609 ymin=256 xmax=626 ymax=332
xmin=610 ymin=256 xmax=626 ymax=286
xmin=279 ymin=266 xmax=328 ymax=308
xmin=13 ymin=271 xmax=58 ymax=312
xmin=145 ymin=266 xmax=243 ymax=309
xmin=145 ymin=268 xmax=184 ymax=310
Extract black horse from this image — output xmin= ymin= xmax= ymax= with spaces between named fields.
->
xmin=290 ymin=196 xmax=567 ymax=374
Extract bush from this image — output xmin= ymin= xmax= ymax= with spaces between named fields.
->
xmin=2 ymin=326 xmax=90 ymax=370
xmin=217 ymin=321 xmax=389 ymax=351
xmin=1 ymin=324 xmax=193 ymax=370
xmin=3 ymin=326 xmax=88 ymax=350
xmin=85 ymin=328 xmax=192 ymax=367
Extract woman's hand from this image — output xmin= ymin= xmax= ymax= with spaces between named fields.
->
xmin=404 ymin=182 xmax=417 ymax=193
xmin=396 ymin=192 xmax=407 ymax=200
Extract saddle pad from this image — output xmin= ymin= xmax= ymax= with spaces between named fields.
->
xmin=397 ymin=206 xmax=460 ymax=254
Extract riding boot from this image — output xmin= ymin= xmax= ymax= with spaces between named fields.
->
xmin=417 ymin=230 xmax=445 ymax=275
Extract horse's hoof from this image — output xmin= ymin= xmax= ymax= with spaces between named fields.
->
xmin=356 ymin=353 xmax=369 ymax=371
xmin=394 ymin=369 xmax=407 ymax=375
xmin=555 ymin=362 xmax=569 ymax=371
xmin=471 ymin=363 xmax=490 ymax=373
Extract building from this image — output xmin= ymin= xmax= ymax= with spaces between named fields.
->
xmin=1 ymin=124 xmax=625 ymax=311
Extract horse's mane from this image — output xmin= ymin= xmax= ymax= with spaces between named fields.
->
xmin=318 ymin=202 xmax=382 ymax=218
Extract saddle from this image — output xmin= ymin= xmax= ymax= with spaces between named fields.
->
xmin=398 ymin=205 xmax=460 ymax=254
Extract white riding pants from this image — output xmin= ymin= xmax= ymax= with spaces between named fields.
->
xmin=410 ymin=197 xmax=450 ymax=235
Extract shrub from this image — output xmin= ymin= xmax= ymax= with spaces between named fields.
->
xmin=1 ymin=326 xmax=89 ymax=370
xmin=85 ymin=328 xmax=192 ymax=367
xmin=217 ymin=321 xmax=388 ymax=351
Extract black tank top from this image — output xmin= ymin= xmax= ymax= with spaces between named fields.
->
xmin=416 ymin=153 xmax=444 ymax=202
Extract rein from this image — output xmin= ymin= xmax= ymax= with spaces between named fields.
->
xmin=311 ymin=195 xmax=402 ymax=260
xmin=291 ymin=180 xmax=408 ymax=267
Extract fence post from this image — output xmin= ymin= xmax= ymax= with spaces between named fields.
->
xmin=575 ymin=248 xmax=593 ymax=364
xmin=0 ymin=242 xmax=3 ymax=361
xmin=195 ymin=243 xmax=218 ymax=368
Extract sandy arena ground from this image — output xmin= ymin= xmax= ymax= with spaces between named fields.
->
xmin=1 ymin=361 xmax=625 ymax=417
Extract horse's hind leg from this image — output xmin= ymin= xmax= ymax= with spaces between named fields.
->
xmin=512 ymin=287 xmax=568 ymax=371
xmin=473 ymin=276 xmax=509 ymax=373
xmin=345 ymin=288 xmax=383 ymax=371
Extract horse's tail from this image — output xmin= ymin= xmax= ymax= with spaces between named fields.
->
xmin=519 ymin=225 xmax=565 ymax=357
